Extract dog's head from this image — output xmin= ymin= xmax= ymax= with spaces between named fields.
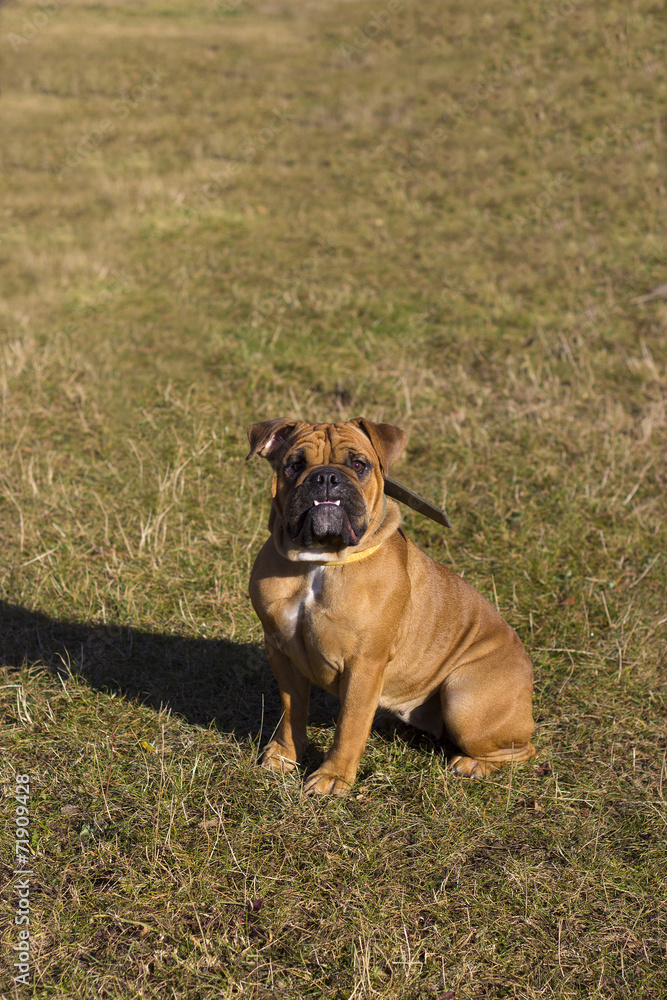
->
xmin=246 ymin=417 xmax=406 ymax=554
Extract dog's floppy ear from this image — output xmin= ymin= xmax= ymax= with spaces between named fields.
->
xmin=246 ymin=418 xmax=300 ymax=461
xmin=349 ymin=417 xmax=407 ymax=475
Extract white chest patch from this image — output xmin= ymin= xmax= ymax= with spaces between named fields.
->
xmin=282 ymin=566 xmax=325 ymax=638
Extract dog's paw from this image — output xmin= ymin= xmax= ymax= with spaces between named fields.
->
xmin=303 ymin=768 xmax=353 ymax=796
xmin=261 ymin=741 xmax=300 ymax=773
xmin=449 ymin=754 xmax=492 ymax=779
xmin=449 ymin=743 xmax=536 ymax=778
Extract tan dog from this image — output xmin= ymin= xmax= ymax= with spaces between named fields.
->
xmin=247 ymin=417 xmax=535 ymax=795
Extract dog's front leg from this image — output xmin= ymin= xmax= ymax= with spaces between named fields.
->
xmin=303 ymin=660 xmax=385 ymax=796
xmin=262 ymin=644 xmax=310 ymax=773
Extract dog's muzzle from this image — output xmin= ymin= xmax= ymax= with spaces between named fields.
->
xmin=285 ymin=466 xmax=368 ymax=547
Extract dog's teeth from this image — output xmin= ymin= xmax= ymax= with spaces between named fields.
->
xmin=333 ymin=500 xmax=341 ymax=505
xmin=313 ymin=500 xmax=341 ymax=506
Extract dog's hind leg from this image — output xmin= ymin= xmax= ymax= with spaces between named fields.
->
xmin=440 ymin=652 xmax=535 ymax=779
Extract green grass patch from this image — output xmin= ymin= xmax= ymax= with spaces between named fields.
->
xmin=0 ymin=0 xmax=665 ymax=996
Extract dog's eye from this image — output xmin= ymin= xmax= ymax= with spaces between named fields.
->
xmin=284 ymin=460 xmax=304 ymax=477
xmin=352 ymin=459 xmax=366 ymax=474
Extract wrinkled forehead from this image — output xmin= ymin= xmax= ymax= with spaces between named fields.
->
xmin=288 ymin=423 xmax=375 ymax=463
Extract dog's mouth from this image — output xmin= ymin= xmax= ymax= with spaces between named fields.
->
xmin=286 ymin=495 xmax=366 ymax=548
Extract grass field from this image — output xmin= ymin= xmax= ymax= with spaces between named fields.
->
xmin=1 ymin=0 xmax=666 ymax=996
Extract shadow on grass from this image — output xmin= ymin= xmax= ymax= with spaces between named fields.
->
xmin=0 ymin=599 xmax=339 ymax=747
xmin=0 ymin=600 xmax=455 ymax=773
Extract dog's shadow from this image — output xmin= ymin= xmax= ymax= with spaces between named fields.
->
xmin=0 ymin=600 xmax=453 ymax=770
xmin=0 ymin=599 xmax=341 ymax=750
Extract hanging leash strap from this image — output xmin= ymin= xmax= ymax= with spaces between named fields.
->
xmin=384 ymin=477 xmax=453 ymax=529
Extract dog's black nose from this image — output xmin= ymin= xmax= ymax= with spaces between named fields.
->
xmin=307 ymin=466 xmax=346 ymax=501
xmin=308 ymin=466 xmax=341 ymax=489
